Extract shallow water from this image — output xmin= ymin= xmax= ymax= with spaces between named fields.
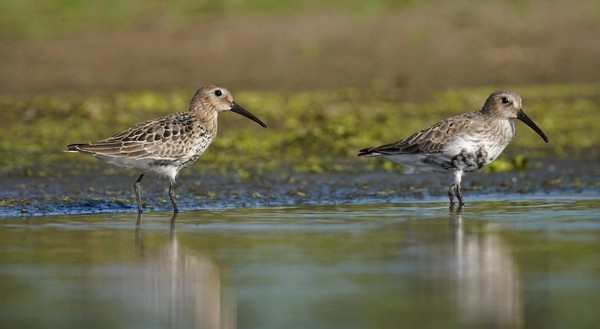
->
xmin=0 ymin=196 xmax=599 ymax=328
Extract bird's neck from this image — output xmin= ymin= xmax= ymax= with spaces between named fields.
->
xmin=191 ymin=108 xmax=219 ymax=131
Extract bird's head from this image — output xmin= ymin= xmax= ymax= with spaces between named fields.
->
xmin=483 ymin=90 xmax=548 ymax=143
xmin=190 ymin=85 xmax=267 ymax=128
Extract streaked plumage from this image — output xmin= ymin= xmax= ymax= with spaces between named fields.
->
xmin=358 ymin=90 xmax=549 ymax=206
xmin=67 ymin=85 xmax=267 ymax=215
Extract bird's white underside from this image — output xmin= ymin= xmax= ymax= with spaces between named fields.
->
xmin=368 ymin=119 xmax=515 ymax=177
xmin=92 ymin=154 xmax=181 ymax=182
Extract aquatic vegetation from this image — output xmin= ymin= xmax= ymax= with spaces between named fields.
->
xmin=0 ymin=83 xmax=598 ymax=178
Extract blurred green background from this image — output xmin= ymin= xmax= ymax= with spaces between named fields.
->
xmin=0 ymin=0 xmax=599 ymax=176
xmin=2 ymin=0 xmax=600 ymax=93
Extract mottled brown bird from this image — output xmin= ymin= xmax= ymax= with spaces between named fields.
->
xmin=68 ymin=85 xmax=266 ymax=215
xmin=359 ymin=90 xmax=548 ymax=207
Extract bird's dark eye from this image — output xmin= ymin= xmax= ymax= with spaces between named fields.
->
xmin=214 ymin=90 xmax=222 ymax=97
xmin=501 ymin=97 xmax=509 ymax=104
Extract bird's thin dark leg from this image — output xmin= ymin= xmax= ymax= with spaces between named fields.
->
xmin=456 ymin=184 xmax=465 ymax=208
xmin=169 ymin=180 xmax=179 ymax=214
xmin=133 ymin=173 xmax=145 ymax=215
xmin=451 ymin=170 xmax=465 ymax=208
xmin=448 ymin=183 xmax=456 ymax=206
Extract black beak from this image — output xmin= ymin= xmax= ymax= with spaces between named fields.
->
xmin=517 ymin=109 xmax=548 ymax=143
xmin=231 ymin=102 xmax=267 ymax=128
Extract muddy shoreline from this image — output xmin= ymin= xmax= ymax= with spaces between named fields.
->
xmin=1 ymin=157 xmax=597 ymax=218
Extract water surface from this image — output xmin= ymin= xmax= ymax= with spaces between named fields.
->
xmin=0 ymin=196 xmax=599 ymax=328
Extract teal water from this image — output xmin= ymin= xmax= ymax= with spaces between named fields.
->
xmin=0 ymin=196 xmax=599 ymax=328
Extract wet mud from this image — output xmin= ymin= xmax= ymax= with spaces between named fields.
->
xmin=1 ymin=157 xmax=597 ymax=217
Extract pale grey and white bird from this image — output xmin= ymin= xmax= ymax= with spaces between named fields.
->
xmin=67 ymin=85 xmax=267 ymax=215
xmin=358 ymin=90 xmax=548 ymax=206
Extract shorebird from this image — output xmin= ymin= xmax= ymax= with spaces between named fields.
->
xmin=358 ymin=90 xmax=548 ymax=207
xmin=67 ymin=85 xmax=267 ymax=215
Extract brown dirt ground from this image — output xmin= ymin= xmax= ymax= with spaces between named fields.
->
xmin=1 ymin=1 xmax=599 ymax=95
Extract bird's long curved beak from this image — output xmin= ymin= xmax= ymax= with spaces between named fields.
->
xmin=517 ymin=109 xmax=548 ymax=143
xmin=231 ymin=102 xmax=267 ymax=128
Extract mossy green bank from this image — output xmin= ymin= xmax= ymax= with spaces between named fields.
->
xmin=1 ymin=84 xmax=598 ymax=178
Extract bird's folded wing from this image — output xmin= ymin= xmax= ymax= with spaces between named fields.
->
xmin=73 ymin=113 xmax=199 ymax=159
xmin=72 ymin=141 xmax=180 ymax=160
xmin=365 ymin=114 xmax=473 ymax=155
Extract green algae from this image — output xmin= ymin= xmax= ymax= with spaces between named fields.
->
xmin=0 ymin=83 xmax=598 ymax=178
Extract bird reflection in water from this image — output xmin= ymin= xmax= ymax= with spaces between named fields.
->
xmin=134 ymin=214 xmax=235 ymax=329
xmin=449 ymin=205 xmax=523 ymax=328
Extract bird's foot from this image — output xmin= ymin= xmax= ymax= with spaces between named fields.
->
xmin=448 ymin=183 xmax=466 ymax=208
xmin=456 ymin=187 xmax=465 ymax=208
xmin=448 ymin=184 xmax=456 ymax=205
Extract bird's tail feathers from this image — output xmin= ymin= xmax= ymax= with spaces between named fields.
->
xmin=66 ymin=144 xmax=85 ymax=152
xmin=358 ymin=147 xmax=379 ymax=157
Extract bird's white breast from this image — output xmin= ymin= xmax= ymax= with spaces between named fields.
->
xmin=443 ymin=118 xmax=515 ymax=172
